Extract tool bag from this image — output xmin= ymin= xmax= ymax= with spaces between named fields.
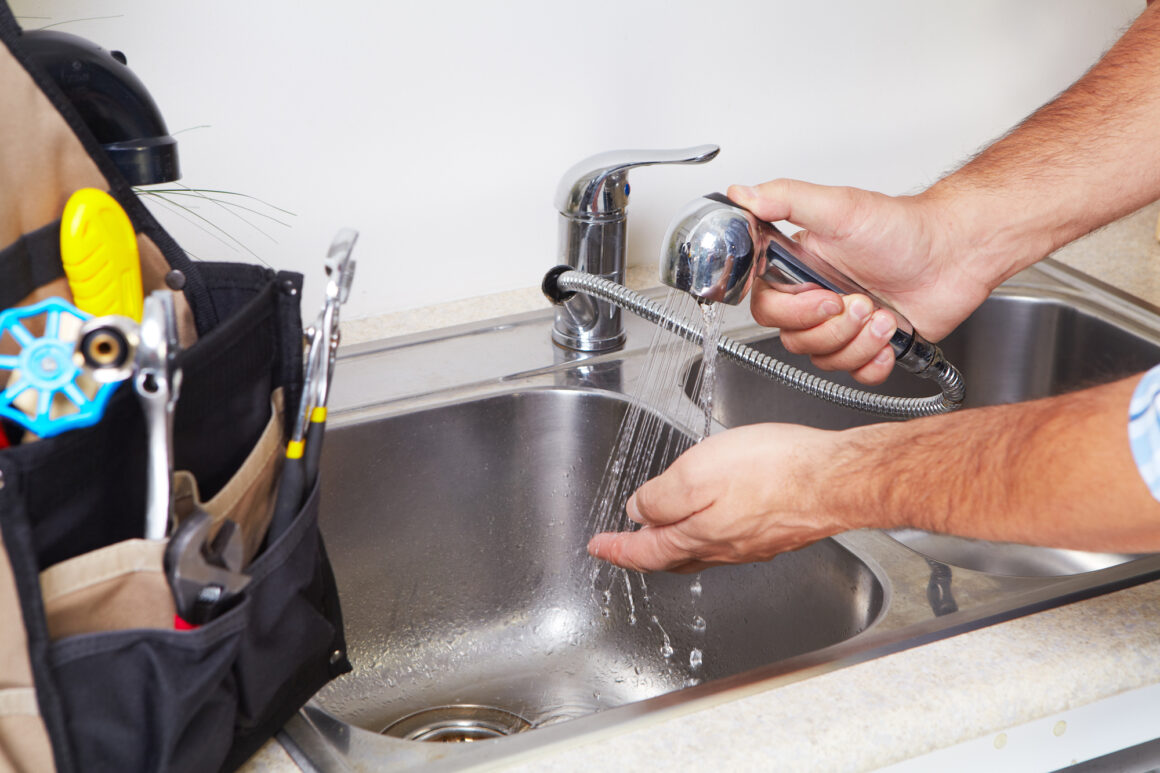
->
xmin=0 ymin=7 xmax=350 ymax=772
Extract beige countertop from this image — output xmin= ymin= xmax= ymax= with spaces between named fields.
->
xmin=243 ymin=202 xmax=1160 ymax=771
xmin=1051 ymin=200 xmax=1160 ymax=308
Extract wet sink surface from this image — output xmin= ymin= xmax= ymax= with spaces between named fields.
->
xmin=313 ymin=389 xmax=884 ymax=737
xmin=285 ymin=263 xmax=1160 ymax=770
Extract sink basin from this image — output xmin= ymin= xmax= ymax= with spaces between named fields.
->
xmin=693 ymin=286 xmax=1160 ymax=576
xmin=282 ymin=261 xmax=1160 ymax=770
xmin=311 ymin=389 xmax=884 ymax=737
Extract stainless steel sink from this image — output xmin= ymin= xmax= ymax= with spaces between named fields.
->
xmin=281 ymin=261 xmax=1160 ymax=771
xmin=693 ymin=283 xmax=1159 ymax=576
xmin=310 ymin=390 xmax=883 ymax=738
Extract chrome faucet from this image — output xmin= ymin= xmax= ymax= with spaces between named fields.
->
xmin=542 ymin=188 xmax=965 ymax=415
xmin=550 ymin=145 xmax=720 ymax=352
xmin=659 ymin=192 xmax=953 ymax=380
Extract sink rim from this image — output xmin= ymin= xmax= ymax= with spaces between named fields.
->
xmin=286 ymin=260 xmax=1160 ymax=771
xmin=887 ymin=527 xmax=1151 ymax=577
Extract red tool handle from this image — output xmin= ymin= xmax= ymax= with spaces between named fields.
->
xmin=174 ymin=614 xmax=198 ymax=631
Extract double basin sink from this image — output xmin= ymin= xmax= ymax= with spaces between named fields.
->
xmin=281 ymin=261 xmax=1160 ymax=770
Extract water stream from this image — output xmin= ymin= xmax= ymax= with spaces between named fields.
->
xmin=586 ymin=293 xmax=725 ymax=672
xmin=697 ymin=300 xmax=722 ymax=442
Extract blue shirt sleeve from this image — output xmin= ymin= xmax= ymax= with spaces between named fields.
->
xmin=1128 ymin=365 xmax=1160 ymax=500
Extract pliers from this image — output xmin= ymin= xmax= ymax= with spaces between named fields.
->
xmin=266 ymin=229 xmax=357 ymax=545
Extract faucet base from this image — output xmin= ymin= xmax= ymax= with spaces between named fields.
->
xmin=545 ymin=265 xmax=627 ymax=353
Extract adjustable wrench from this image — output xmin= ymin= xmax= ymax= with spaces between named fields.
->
xmin=163 ymin=510 xmax=250 ymax=627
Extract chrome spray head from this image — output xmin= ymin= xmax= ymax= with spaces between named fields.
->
xmin=659 ymin=193 xmax=954 ymax=381
xmin=659 ymin=193 xmax=758 ymax=306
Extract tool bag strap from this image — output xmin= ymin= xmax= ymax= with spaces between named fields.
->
xmin=0 ymin=6 xmax=217 ymax=338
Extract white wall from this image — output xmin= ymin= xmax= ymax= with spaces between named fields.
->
xmin=10 ymin=1 xmax=1145 ymax=321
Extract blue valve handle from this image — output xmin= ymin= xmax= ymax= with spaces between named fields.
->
xmin=0 ymin=297 xmax=120 ymax=437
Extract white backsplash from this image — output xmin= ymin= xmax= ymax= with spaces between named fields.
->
xmin=10 ymin=0 xmax=1144 ymax=321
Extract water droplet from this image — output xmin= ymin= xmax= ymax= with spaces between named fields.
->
xmin=690 ymin=579 xmax=702 ymax=597
xmin=661 ymin=644 xmax=674 ymax=658
xmin=601 ymin=607 xmax=610 ymax=618
xmin=689 ymin=648 xmax=703 ymax=669
xmin=691 ymin=615 xmax=707 ymax=632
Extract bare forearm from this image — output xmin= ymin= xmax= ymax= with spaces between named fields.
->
xmin=855 ymin=375 xmax=1160 ymax=552
xmin=589 ymin=375 xmax=1160 ymax=573
xmin=923 ymin=4 xmax=1160 ymax=283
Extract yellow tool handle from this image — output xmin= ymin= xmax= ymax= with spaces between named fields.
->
xmin=60 ymin=188 xmax=144 ymax=321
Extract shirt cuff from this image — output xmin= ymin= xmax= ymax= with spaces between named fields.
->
xmin=1128 ymin=364 xmax=1160 ymax=501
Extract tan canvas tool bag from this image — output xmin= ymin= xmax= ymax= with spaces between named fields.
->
xmin=0 ymin=7 xmax=350 ymax=771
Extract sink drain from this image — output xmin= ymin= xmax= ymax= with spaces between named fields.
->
xmin=382 ymin=705 xmax=532 ymax=742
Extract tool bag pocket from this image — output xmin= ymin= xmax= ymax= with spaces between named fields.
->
xmin=39 ymin=483 xmax=338 ymax=773
xmin=39 ymin=387 xmax=287 ymax=643
xmin=224 ymin=477 xmax=342 ymax=771
xmin=10 ymin=263 xmax=299 ymax=569
xmin=23 ymin=419 xmax=339 ymax=772
xmin=40 ymin=539 xmax=173 ymax=639
xmin=0 ymin=267 xmax=349 ymax=772
xmin=173 ymin=388 xmax=287 ymax=567
xmin=48 ymin=598 xmax=249 ymax=773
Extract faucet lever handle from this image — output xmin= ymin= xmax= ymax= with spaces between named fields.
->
xmin=555 ymin=144 xmax=720 ymax=218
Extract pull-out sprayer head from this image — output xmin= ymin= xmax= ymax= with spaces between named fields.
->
xmin=660 ymin=192 xmax=876 ymax=309
xmin=659 ymin=193 xmax=757 ymax=305
xmin=659 ymin=193 xmax=954 ymax=379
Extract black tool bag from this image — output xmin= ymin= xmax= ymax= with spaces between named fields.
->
xmin=0 ymin=7 xmax=350 ymax=772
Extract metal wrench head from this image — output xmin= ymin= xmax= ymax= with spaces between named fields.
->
xmin=164 ymin=510 xmax=250 ymax=624
xmin=135 ymin=291 xmax=180 ymax=403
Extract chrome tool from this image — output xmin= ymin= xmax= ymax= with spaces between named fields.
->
xmin=134 ymin=291 xmax=182 ymax=541
xmin=163 ymin=510 xmax=250 ymax=629
xmin=266 ymin=229 xmax=358 ymax=545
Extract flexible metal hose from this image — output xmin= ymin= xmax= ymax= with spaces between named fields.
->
xmin=553 ymin=270 xmax=965 ymax=420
